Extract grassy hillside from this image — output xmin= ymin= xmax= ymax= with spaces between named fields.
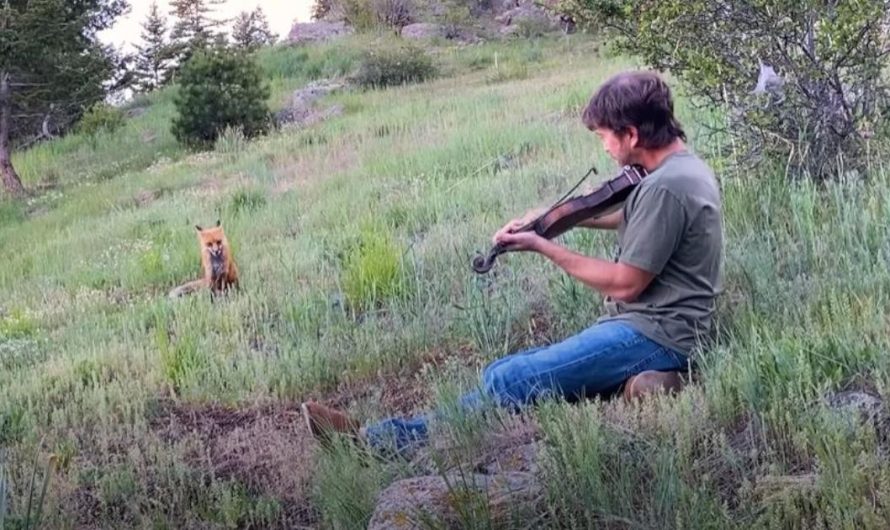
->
xmin=2 ymin=32 xmax=890 ymax=529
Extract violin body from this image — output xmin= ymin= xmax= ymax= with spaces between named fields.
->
xmin=472 ymin=164 xmax=648 ymax=274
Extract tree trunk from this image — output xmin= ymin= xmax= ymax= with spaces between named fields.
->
xmin=0 ymin=72 xmax=25 ymax=198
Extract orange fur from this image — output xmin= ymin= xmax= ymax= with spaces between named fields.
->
xmin=169 ymin=221 xmax=239 ymax=299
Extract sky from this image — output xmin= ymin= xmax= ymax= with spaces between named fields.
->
xmin=98 ymin=0 xmax=315 ymax=52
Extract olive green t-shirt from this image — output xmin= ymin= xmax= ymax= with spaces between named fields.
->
xmin=598 ymin=149 xmax=723 ymax=356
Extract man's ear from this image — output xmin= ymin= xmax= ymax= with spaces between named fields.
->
xmin=626 ymin=125 xmax=640 ymax=149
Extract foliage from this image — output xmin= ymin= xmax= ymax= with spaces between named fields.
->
xmin=232 ymin=7 xmax=277 ymax=51
xmin=171 ymin=46 xmax=271 ymax=148
xmin=339 ymin=0 xmax=378 ymax=31
xmin=312 ymin=0 xmax=333 ymax=21
xmin=352 ymin=41 xmax=437 ymax=88
xmin=0 ymin=0 xmax=127 ymax=195
xmin=5 ymin=33 xmax=890 ymax=529
xmin=320 ymin=0 xmax=416 ymax=30
xmin=75 ymin=102 xmax=125 ymax=139
xmin=371 ymin=0 xmax=416 ymax=29
xmin=167 ymin=0 xmax=227 ymax=73
xmin=555 ymin=0 xmax=890 ymax=180
xmin=132 ymin=1 xmax=177 ymax=93
xmin=340 ymin=222 xmax=407 ymax=312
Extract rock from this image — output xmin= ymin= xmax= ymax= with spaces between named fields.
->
xmin=125 ymin=107 xmax=147 ymax=119
xmin=494 ymin=0 xmax=562 ymax=34
xmin=475 ymin=442 xmax=539 ymax=475
xmin=401 ymin=23 xmax=446 ymax=40
xmin=826 ymin=390 xmax=885 ymax=425
xmin=367 ymin=471 xmax=542 ymax=530
xmin=274 ymin=80 xmax=346 ymax=129
xmin=287 ymin=20 xmax=353 ymax=45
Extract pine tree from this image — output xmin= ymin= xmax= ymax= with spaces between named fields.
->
xmin=0 ymin=0 xmax=127 ymax=197
xmin=232 ymin=7 xmax=276 ymax=51
xmin=168 ymin=0 xmax=227 ymax=71
xmin=133 ymin=1 xmax=176 ymax=93
xmin=171 ymin=44 xmax=271 ymax=148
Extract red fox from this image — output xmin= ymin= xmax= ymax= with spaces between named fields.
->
xmin=168 ymin=221 xmax=239 ymax=299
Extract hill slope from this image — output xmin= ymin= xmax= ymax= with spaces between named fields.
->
xmin=2 ymin=33 xmax=890 ymax=529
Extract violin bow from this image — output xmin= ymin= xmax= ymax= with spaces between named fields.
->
xmin=513 ymin=164 xmax=599 ymax=232
xmin=471 ymin=164 xmax=599 ymax=273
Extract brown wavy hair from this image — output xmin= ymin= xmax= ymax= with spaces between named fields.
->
xmin=582 ymin=71 xmax=687 ymax=149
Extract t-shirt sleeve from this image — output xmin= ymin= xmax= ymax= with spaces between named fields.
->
xmin=619 ymin=186 xmax=687 ymax=275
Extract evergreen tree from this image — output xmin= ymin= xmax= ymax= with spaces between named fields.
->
xmin=0 ymin=0 xmax=127 ymax=197
xmin=133 ymin=1 xmax=176 ymax=92
xmin=171 ymin=44 xmax=270 ymax=148
xmin=168 ymin=0 xmax=226 ymax=72
xmin=232 ymin=7 xmax=276 ymax=51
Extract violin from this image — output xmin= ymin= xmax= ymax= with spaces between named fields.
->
xmin=471 ymin=163 xmax=648 ymax=274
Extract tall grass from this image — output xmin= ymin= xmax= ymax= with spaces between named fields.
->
xmin=1 ymin=32 xmax=890 ymax=528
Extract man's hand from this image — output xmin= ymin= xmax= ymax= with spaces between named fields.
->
xmin=492 ymin=207 xmax=547 ymax=245
xmin=495 ymin=229 xmax=546 ymax=252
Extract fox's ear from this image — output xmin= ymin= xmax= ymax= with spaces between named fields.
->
xmin=216 ymin=219 xmax=221 ymax=227
xmin=195 ymin=224 xmax=202 ymax=231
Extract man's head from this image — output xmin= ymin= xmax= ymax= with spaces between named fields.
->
xmin=582 ymin=71 xmax=686 ymax=166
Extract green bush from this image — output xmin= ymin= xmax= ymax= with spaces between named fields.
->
xmin=171 ymin=46 xmax=271 ymax=148
xmin=557 ymin=0 xmax=890 ymax=180
xmin=341 ymin=0 xmax=378 ymax=31
xmin=352 ymin=42 xmax=437 ymax=89
xmin=76 ymin=103 xmax=125 ymax=138
xmin=340 ymin=223 xmax=406 ymax=311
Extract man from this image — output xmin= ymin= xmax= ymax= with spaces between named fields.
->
xmin=302 ymin=70 xmax=723 ymax=453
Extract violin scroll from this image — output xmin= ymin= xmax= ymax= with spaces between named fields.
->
xmin=472 ymin=245 xmax=506 ymax=274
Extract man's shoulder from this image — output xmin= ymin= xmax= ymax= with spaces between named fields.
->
xmin=645 ymin=151 xmax=720 ymax=205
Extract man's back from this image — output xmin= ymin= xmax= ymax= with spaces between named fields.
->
xmin=600 ymin=149 xmax=723 ymax=356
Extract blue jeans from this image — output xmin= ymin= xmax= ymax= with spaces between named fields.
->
xmin=363 ymin=321 xmax=689 ymax=454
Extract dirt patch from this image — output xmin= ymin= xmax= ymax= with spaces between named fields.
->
xmin=137 ymin=345 xmax=482 ymax=526
xmin=148 ymin=398 xmax=320 ymax=527
xmin=316 ymin=343 xmax=484 ymax=419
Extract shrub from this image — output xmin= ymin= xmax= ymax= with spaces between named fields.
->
xmin=340 ymin=0 xmax=377 ymax=30
xmin=340 ymin=223 xmax=406 ymax=311
xmin=371 ymin=0 xmax=415 ymax=28
xmin=312 ymin=0 xmax=333 ymax=20
xmin=556 ymin=0 xmax=890 ymax=180
xmin=228 ymin=186 xmax=267 ymax=215
xmin=171 ymin=46 xmax=271 ymax=148
xmin=76 ymin=103 xmax=125 ymax=138
xmin=352 ymin=42 xmax=437 ymax=88
xmin=322 ymin=0 xmax=416 ymax=30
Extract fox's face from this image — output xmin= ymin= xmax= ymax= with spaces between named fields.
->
xmin=195 ymin=222 xmax=227 ymax=259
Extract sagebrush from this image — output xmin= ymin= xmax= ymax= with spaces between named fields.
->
xmin=556 ymin=0 xmax=890 ymax=180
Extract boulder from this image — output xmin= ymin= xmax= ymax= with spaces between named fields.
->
xmin=274 ymin=80 xmax=346 ymax=129
xmin=826 ymin=390 xmax=885 ymax=425
xmin=287 ymin=20 xmax=353 ymax=45
xmin=494 ymin=0 xmax=562 ymax=34
xmin=367 ymin=471 xmax=542 ymax=530
xmin=401 ymin=23 xmax=447 ymax=40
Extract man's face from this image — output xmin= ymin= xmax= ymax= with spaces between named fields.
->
xmin=594 ymin=127 xmax=637 ymax=166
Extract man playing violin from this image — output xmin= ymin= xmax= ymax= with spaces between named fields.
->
xmin=302 ymin=70 xmax=724 ymax=454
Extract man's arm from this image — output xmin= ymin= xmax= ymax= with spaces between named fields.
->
xmin=535 ymin=239 xmax=654 ymax=302
xmin=576 ymin=209 xmax=622 ymax=230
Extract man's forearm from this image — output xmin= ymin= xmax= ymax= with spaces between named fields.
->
xmin=534 ymin=239 xmax=645 ymax=302
xmin=577 ymin=209 xmax=622 ymax=230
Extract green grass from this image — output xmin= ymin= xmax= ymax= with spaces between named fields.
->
xmin=2 ymin=32 xmax=890 ymax=528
